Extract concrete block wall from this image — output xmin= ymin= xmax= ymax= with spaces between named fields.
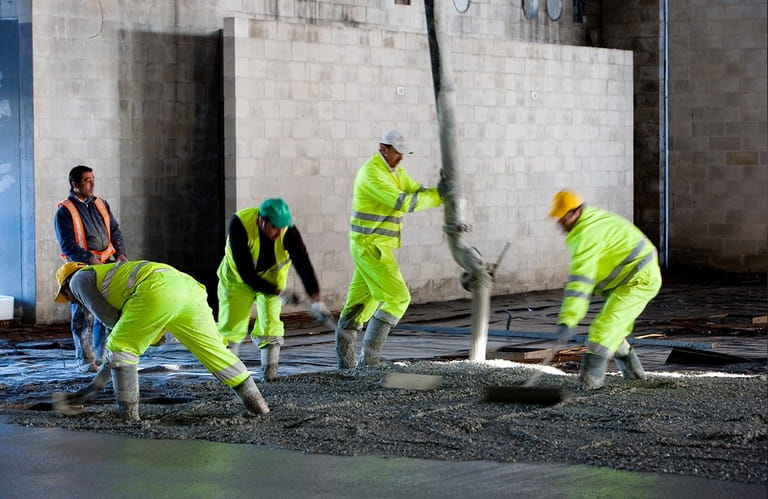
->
xmin=32 ymin=1 xmax=228 ymax=323
xmin=668 ymin=0 xmax=767 ymax=271
xmin=601 ymin=0 xmax=661 ymax=249
xmin=27 ymin=0 xmax=612 ymax=322
xmin=224 ymin=17 xmax=634 ymax=308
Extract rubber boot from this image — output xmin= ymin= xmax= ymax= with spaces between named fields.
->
xmin=356 ymin=317 xmax=394 ymax=367
xmin=111 ymin=364 xmax=140 ymax=422
xmin=233 ymin=376 xmax=270 ymax=415
xmin=579 ymin=352 xmax=610 ymax=391
xmin=52 ymin=361 xmax=112 ymax=416
xmin=260 ymin=344 xmax=280 ymax=382
xmin=335 ymin=326 xmax=359 ymax=369
xmin=614 ymin=348 xmax=647 ymax=380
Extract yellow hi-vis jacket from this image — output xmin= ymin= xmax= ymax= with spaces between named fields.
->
xmin=218 ymin=207 xmax=292 ymax=289
xmin=559 ymin=206 xmax=660 ymax=328
xmin=88 ymin=260 xmax=173 ymax=310
xmin=349 ymin=152 xmax=442 ymax=248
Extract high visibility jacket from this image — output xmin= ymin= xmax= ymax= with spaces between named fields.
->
xmin=219 ymin=207 xmax=292 ymax=289
xmin=57 ymin=197 xmax=116 ymax=262
xmin=86 ymin=260 xmax=173 ymax=310
xmin=349 ymin=152 xmax=442 ymax=248
xmin=559 ymin=206 xmax=660 ymax=328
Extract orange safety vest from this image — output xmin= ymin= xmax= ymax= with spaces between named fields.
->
xmin=58 ymin=197 xmax=116 ymax=262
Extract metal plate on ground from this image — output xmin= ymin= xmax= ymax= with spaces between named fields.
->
xmin=489 ymin=346 xmax=552 ymax=361
xmin=665 ymin=347 xmax=758 ymax=366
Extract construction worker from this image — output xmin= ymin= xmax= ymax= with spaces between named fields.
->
xmin=54 ymin=165 xmax=129 ymax=372
xmin=548 ymin=189 xmax=662 ymax=390
xmin=216 ymin=198 xmax=332 ymax=381
xmin=334 ymin=129 xmax=443 ymax=369
xmin=51 ymin=260 xmax=269 ymax=421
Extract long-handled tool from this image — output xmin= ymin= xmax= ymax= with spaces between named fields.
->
xmin=285 ymin=291 xmax=442 ymax=391
xmin=484 ymin=340 xmax=570 ymax=405
xmin=52 ymin=361 xmax=112 ymax=415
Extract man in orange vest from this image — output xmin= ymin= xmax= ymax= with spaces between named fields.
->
xmin=54 ymin=165 xmax=128 ymax=372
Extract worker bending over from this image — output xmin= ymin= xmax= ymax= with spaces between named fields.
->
xmin=216 ymin=198 xmax=331 ymax=381
xmin=549 ymin=189 xmax=662 ymax=390
xmin=334 ymin=129 xmax=443 ymax=369
xmin=52 ymin=260 xmax=269 ymax=420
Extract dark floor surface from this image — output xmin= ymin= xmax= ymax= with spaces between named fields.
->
xmin=1 ymin=272 xmax=766 ymax=498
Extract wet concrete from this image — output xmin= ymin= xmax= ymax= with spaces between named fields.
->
xmin=1 ymin=277 xmax=766 ymax=497
xmin=1 ymin=422 xmax=765 ymax=499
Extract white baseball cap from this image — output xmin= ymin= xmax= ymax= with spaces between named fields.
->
xmin=380 ymin=129 xmax=413 ymax=155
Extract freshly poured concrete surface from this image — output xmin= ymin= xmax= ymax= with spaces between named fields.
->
xmin=1 ymin=422 xmax=765 ymax=499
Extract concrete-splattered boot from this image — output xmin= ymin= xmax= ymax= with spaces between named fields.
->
xmin=579 ymin=352 xmax=609 ymax=390
xmin=614 ymin=343 xmax=647 ymax=380
xmin=111 ymin=364 xmax=140 ymax=421
xmin=233 ymin=376 xmax=270 ymax=415
xmin=260 ymin=343 xmax=281 ymax=382
xmin=335 ymin=325 xmax=360 ymax=369
xmin=356 ymin=315 xmax=395 ymax=367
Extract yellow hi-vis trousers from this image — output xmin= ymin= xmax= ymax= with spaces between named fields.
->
xmin=586 ymin=263 xmax=662 ymax=357
xmin=338 ymin=240 xmax=411 ymax=328
xmin=216 ymin=279 xmax=284 ymax=348
xmin=105 ymin=270 xmax=250 ymax=388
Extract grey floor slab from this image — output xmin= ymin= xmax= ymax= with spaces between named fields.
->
xmin=1 ymin=422 xmax=765 ymax=499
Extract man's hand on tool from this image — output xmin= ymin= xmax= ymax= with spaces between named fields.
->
xmin=556 ymin=324 xmax=574 ymax=344
xmin=310 ymin=301 xmax=334 ymax=326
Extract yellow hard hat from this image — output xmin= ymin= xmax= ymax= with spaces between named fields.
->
xmin=548 ymin=189 xmax=584 ymax=218
xmin=55 ymin=262 xmax=86 ymax=303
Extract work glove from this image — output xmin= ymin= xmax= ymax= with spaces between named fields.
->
xmin=556 ymin=324 xmax=575 ymax=344
xmin=279 ymin=290 xmax=301 ymax=306
xmin=310 ymin=301 xmax=334 ymax=326
xmin=437 ymin=174 xmax=450 ymax=199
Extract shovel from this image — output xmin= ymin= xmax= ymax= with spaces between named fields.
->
xmin=484 ymin=340 xmax=570 ymax=405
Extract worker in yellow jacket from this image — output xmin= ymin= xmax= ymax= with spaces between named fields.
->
xmin=548 ymin=189 xmax=662 ymax=390
xmin=216 ymin=198 xmax=331 ymax=381
xmin=334 ymin=129 xmax=443 ymax=368
xmin=51 ymin=260 xmax=269 ymax=420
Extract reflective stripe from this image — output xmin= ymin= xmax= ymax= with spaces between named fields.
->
xmin=586 ymin=341 xmax=612 ymax=357
xmin=92 ymin=198 xmax=113 ymax=250
xmin=108 ymin=350 xmax=139 ymax=365
xmin=564 ymin=289 xmax=590 ymax=300
xmin=350 ymin=224 xmax=400 ymax=238
xmin=352 ymin=211 xmax=402 ymax=225
xmin=607 ymin=250 xmax=656 ymax=291
xmin=393 ymin=192 xmax=419 ymax=213
xmin=274 ymin=260 xmax=291 ymax=271
xmin=126 ymin=261 xmax=152 ymax=289
xmin=59 ymin=200 xmax=87 ymax=248
xmin=100 ymin=262 xmax=126 ymax=294
xmin=373 ymin=308 xmax=399 ymax=327
xmin=595 ymin=239 xmax=647 ymax=294
xmin=409 ymin=193 xmax=419 ymax=212
xmin=567 ymin=274 xmax=593 ymax=285
xmin=212 ymin=361 xmax=248 ymax=384
xmin=101 ymin=261 xmax=167 ymax=295
xmin=393 ymin=193 xmax=407 ymax=211
xmin=58 ymin=197 xmax=116 ymax=262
